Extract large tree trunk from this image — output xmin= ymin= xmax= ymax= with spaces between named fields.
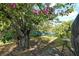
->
xmin=24 ymin=29 xmax=30 ymax=49
xmin=71 ymin=14 xmax=79 ymax=56
xmin=17 ymin=29 xmax=30 ymax=50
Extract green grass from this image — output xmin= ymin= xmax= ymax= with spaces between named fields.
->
xmin=54 ymin=37 xmax=71 ymax=48
xmin=54 ymin=38 xmax=63 ymax=46
xmin=31 ymin=35 xmax=57 ymax=42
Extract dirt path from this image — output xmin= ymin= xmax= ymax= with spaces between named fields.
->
xmin=0 ymin=39 xmax=73 ymax=56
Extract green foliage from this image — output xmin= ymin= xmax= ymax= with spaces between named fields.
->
xmin=54 ymin=3 xmax=75 ymax=16
xmin=1 ymin=30 xmax=15 ymax=43
xmin=37 ymin=21 xmax=53 ymax=32
xmin=52 ymin=21 xmax=73 ymax=46
xmin=53 ymin=21 xmax=72 ymax=39
xmin=0 ymin=20 xmax=11 ymax=31
xmin=54 ymin=3 xmax=66 ymax=8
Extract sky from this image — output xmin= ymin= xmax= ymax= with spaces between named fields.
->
xmin=58 ymin=3 xmax=79 ymax=21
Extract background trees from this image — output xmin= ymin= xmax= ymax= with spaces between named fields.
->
xmin=53 ymin=21 xmax=72 ymax=39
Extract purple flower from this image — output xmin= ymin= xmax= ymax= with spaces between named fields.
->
xmin=43 ymin=7 xmax=49 ymax=15
xmin=32 ymin=9 xmax=40 ymax=15
xmin=10 ymin=3 xmax=16 ymax=8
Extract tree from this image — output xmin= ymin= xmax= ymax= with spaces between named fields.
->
xmin=0 ymin=4 xmax=52 ymax=49
xmin=0 ymin=3 xmax=75 ymax=50
xmin=53 ymin=21 xmax=72 ymax=39
xmin=36 ymin=21 xmax=53 ymax=32
xmin=71 ymin=14 xmax=79 ymax=56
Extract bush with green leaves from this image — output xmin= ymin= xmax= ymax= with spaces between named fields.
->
xmin=1 ymin=30 xmax=15 ymax=43
xmin=53 ymin=21 xmax=72 ymax=39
